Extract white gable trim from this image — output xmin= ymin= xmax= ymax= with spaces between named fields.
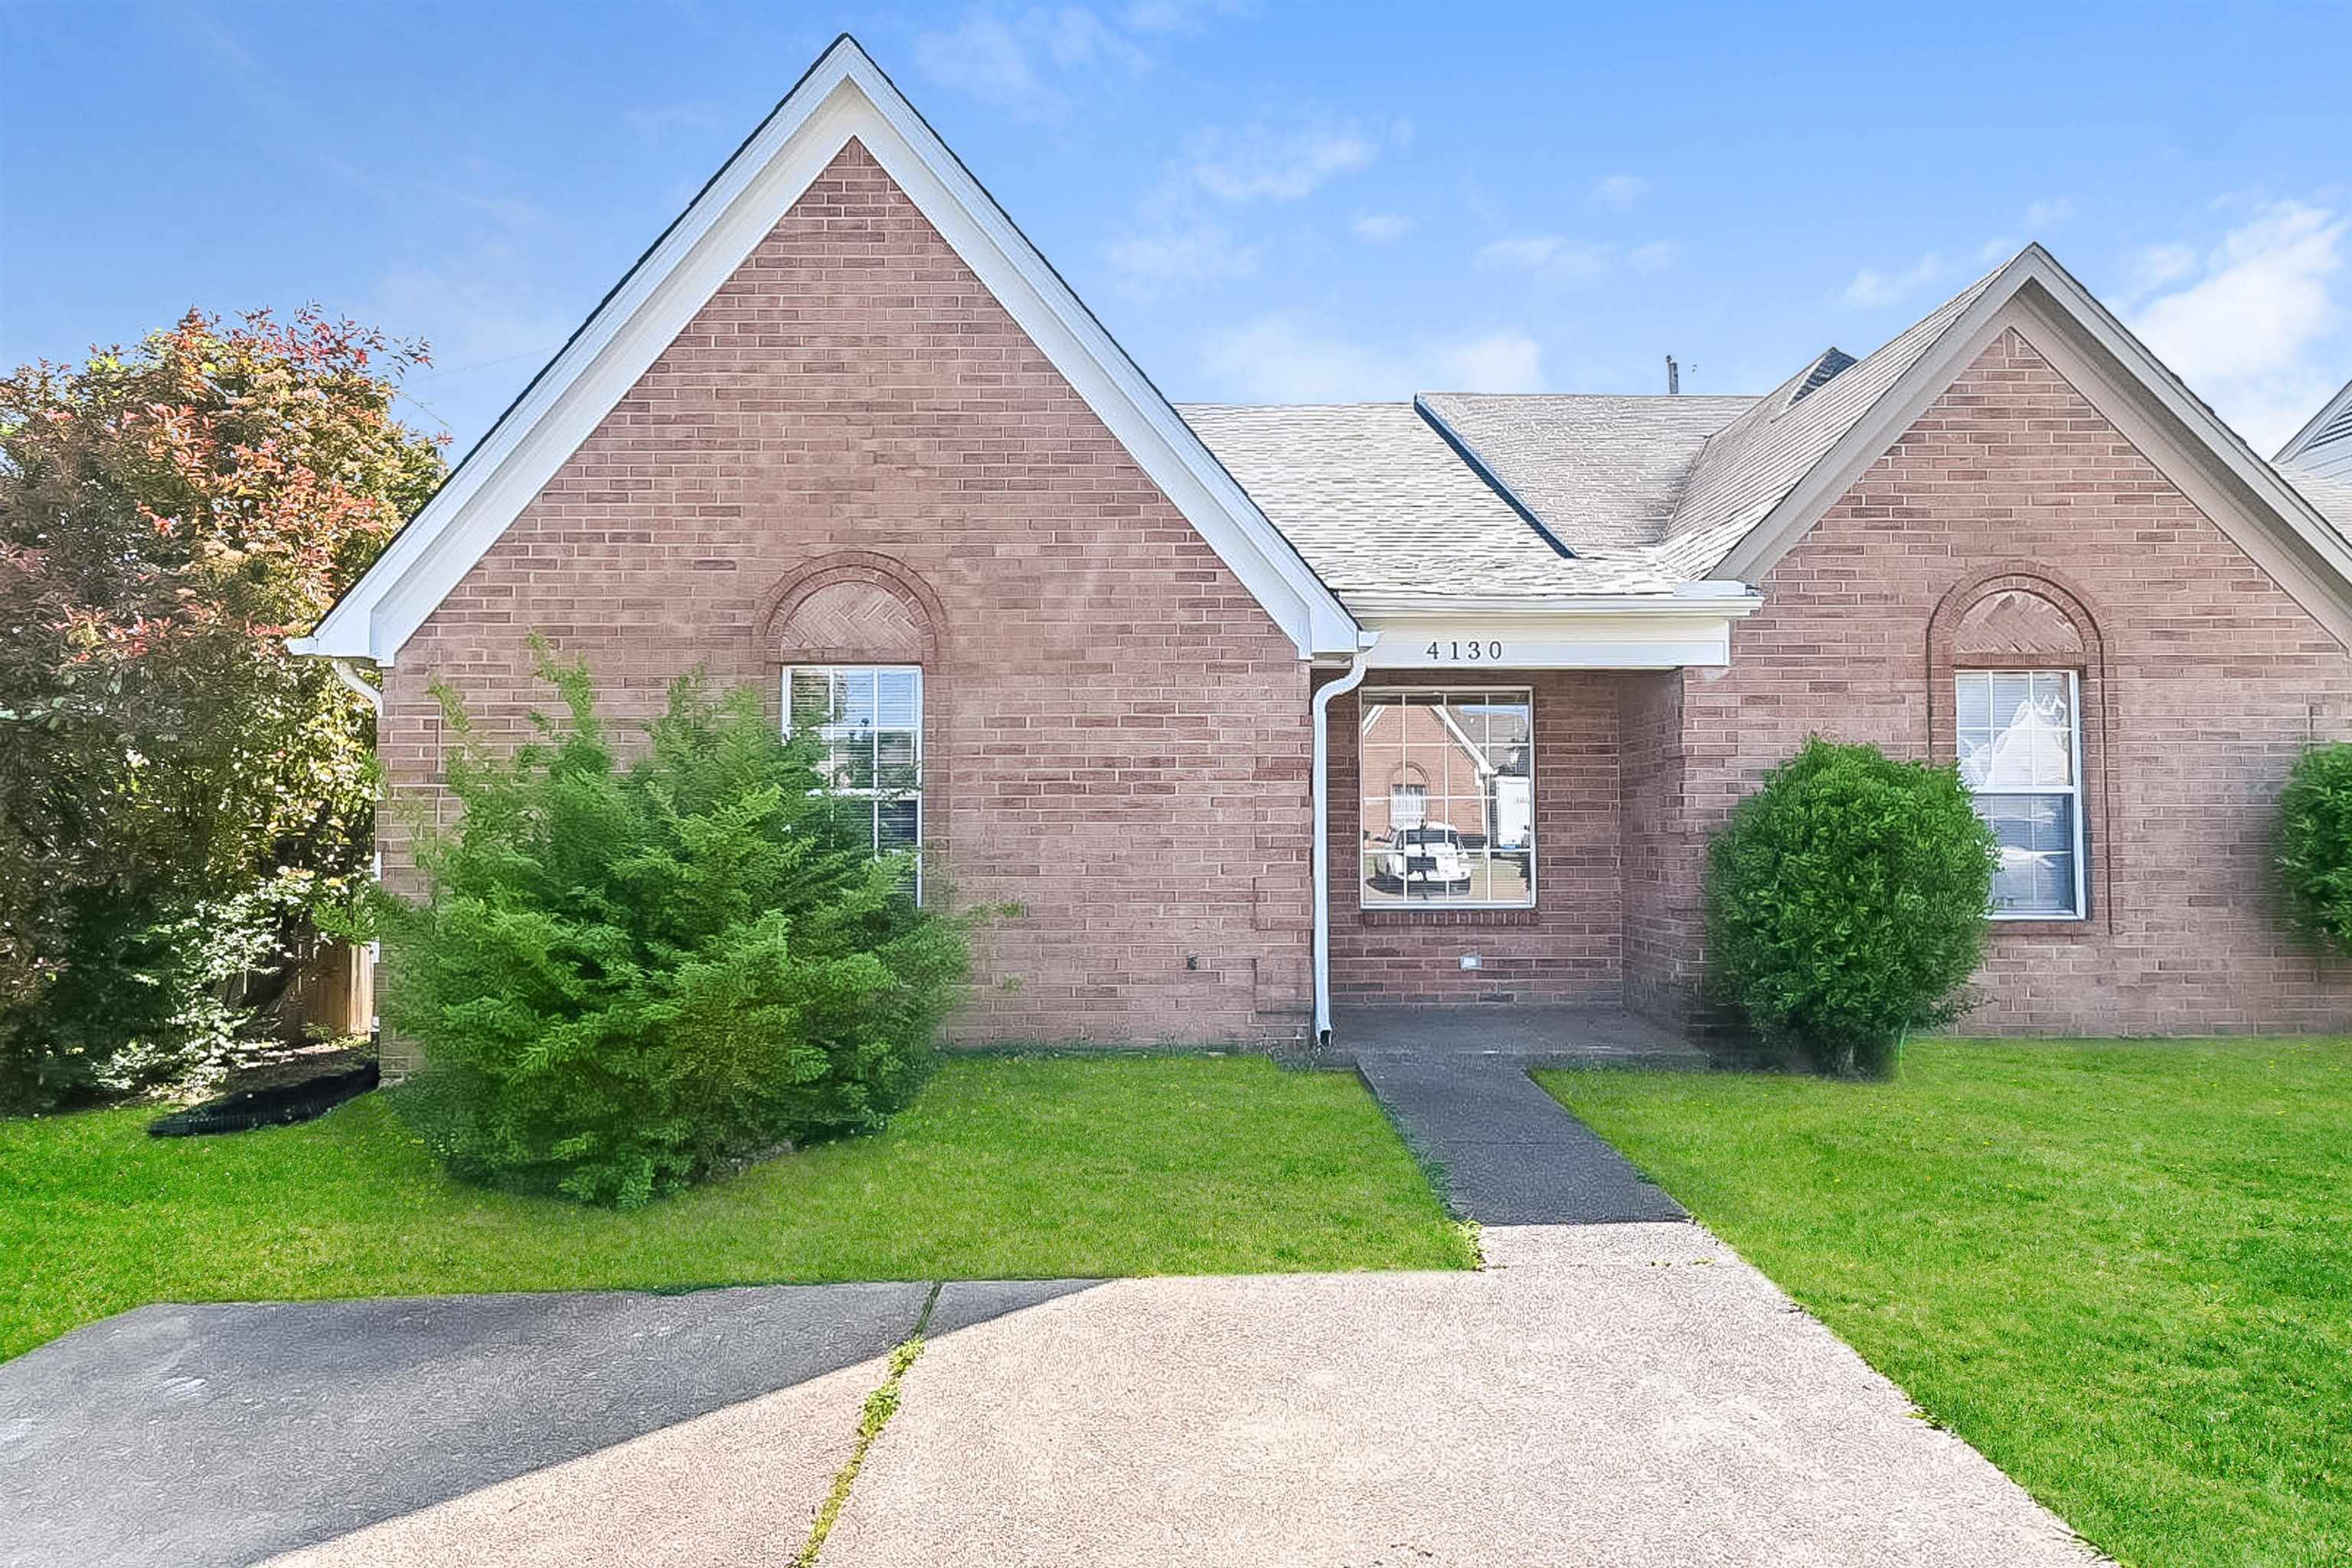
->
xmin=292 ymin=36 xmax=1358 ymax=665
xmin=1716 ymin=247 xmax=2352 ymax=648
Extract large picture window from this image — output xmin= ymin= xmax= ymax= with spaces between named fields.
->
xmin=1955 ymin=669 xmax=2085 ymax=919
xmin=786 ymin=665 xmax=923 ymax=894
xmin=1359 ymin=688 xmax=1534 ymax=909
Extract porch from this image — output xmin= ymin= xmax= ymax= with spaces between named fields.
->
xmin=1327 ymin=1003 xmax=1708 ymax=1070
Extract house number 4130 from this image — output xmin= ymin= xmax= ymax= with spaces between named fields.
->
xmin=1426 ymin=639 xmax=1504 ymax=662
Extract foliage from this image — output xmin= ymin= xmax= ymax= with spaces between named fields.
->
xmin=2275 ymin=743 xmax=2352 ymax=955
xmin=7 ymin=873 xmax=315 ymax=1109
xmin=0 ymin=309 xmax=444 ymax=1109
xmin=1546 ymin=1039 xmax=2352 ymax=1568
xmin=1703 ymin=737 xmax=1994 ymax=1076
xmin=372 ymin=648 xmax=972 ymax=1207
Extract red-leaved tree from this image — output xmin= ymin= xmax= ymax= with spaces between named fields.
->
xmin=0 ymin=309 xmax=446 ymax=1106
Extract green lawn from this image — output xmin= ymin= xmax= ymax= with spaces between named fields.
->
xmin=1542 ymin=1040 xmax=2352 ymax=1568
xmin=1 ymin=1054 xmax=1471 ymax=1362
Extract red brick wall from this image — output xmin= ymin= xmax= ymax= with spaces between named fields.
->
xmin=381 ymin=140 xmax=1315 ymax=1054
xmin=1636 ymin=327 xmax=2352 ymax=1036
xmin=1618 ymin=668 xmax=1695 ymax=1019
xmin=1323 ymin=673 xmax=1623 ymax=1006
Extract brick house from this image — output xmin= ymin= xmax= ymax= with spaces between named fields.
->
xmin=299 ymin=36 xmax=2352 ymax=1052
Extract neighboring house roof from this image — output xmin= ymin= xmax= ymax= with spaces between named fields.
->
xmin=294 ymin=34 xmax=1360 ymax=665
xmin=2278 ymin=377 xmax=2352 ymax=480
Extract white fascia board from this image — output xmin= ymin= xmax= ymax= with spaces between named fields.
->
xmin=1358 ymin=597 xmax=1759 ymax=670
xmin=1716 ymin=247 xmax=2352 ymax=645
xmin=300 ymin=37 xmax=1357 ymax=665
xmin=1346 ymin=586 xmax=1763 ymax=616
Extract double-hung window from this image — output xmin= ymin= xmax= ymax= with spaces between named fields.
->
xmin=1955 ymin=669 xmax=2085 ymax=919
xmin=786 ymin=665 xmax=923 ymax=895
xmin=1358 ymin=688 xmax=1534 ymax=909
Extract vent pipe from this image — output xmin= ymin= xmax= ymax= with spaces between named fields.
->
xmin=1665 ymin=354 xmax=1680 ymax=395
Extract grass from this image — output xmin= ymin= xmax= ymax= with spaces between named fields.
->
xmin=0 ymin=1054 xmax=1472 ymax=1363
xmin=1540 ymin=1039 xmax=2352 ymax=1568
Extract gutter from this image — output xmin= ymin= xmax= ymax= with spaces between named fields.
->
xmin=1310 ymin=634 xmax=1380 ymax=1044
xmin=1342 ymin=583 xmax=1761 ymax=617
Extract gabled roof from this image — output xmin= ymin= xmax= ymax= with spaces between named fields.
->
xmin=1704 ymin=246 xmax=2352 ymax=631
xmin=296 ymin=34 xmax=1359 ymax=665
xmin=1184 ymin=247 xmax=2352 ymax=642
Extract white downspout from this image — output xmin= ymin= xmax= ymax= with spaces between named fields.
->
xmin=1311 ymin=635 xmax=1380 ymax=1044
xmin=328 ymin=658 xmax=383 ymax=717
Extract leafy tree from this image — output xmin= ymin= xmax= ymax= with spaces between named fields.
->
xmin=1704 ymin=737 xmax=1995 ymax=1077
xmin=372 ymin=649 xmax=972 ymax=1208
xmin=0 ymin=309 xmax=445 ymax=1108
xmin=2276 ymin=743 xmax=2352 ymax=955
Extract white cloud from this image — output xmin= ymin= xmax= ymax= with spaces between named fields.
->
xmin=913 ymin=7 xmax=1151 ymax=118
xmin=1107 ymin=109 xmax=1396 ymax=295
xmin=1474 ymin=234 xmax=1612 ymax=283
xmin=1628 ymin=240 xmax=1681 ymax=273
xmin=914 ymin=14 xmax=1054 ymax=114
xmin=1592 ymin=174 xmax=1648 ymax=210
xmin=1200 ymin=315 xmax=1546 ymax=402
xmin=1841 ymin=252 xmax=1950 ymax=309
xmin=2132 ymin=201 xmax=2347 ymax=449
xmin=1351 ymin=211 xmax=1414 ymax=243
xmin=1104 ymin=217 xmax=1259 ymax=289
xmin=2126 ymin=241 xmax=2199 ymax=296
xmin=2022 ymin=197 xmax=2075 ymax=231
xmin=1473 ymin=234 xmax=1686 ymax=285
xmin=1182 ymin=115 xmax=1383 ymax=203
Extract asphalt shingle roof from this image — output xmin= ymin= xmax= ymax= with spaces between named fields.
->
xmin=1182 ymin=255 xmax=2348 ymax=611
xmin=1177 ymin=401 xmax=1648 ymax=598
xmin=1416 ymin=394 xmax=1753 ymax=550
xmin=2283 ymin=465 xmax=2352 ymax=541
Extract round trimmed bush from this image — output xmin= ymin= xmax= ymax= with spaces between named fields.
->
xmin=1704 ymin=737 xmax=1995 ymax=1077
xmin=2276 ymin=743 xmax=2352 ymax=955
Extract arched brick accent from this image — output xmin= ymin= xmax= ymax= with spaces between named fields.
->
xmin=756 ymin=550 xmax=949 ymax=665
xmin=1927 ymin=562 xmax=2115 ymax=934
xmin=756 ymin=550 xmax=952 ymax=863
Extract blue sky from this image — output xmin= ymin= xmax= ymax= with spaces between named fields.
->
xmin=5 ymin=2 xmax=2347 ymax=456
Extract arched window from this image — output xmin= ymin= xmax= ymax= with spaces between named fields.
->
xmin=760 ymin=553 xmax=946 ymax=894
xmin=1929 ymin=567 xmax=2109 ymax=929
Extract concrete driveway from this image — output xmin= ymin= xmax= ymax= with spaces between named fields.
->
xmin=0 ymin=1224 xmax=2099 ymax=1567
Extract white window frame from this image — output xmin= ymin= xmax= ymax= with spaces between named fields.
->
xmin=783 ymin=665 xmax=924 ymax=900
xmin=1357 ymin=685 xmax=1536 ymax=911
xmin=1956 ymin=668 xmax=2087 ymax=922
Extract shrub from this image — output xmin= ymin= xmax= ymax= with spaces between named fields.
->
xmin=2276 ymin=743 xmax=2352 ymax=955
xmin=370 ymin=648 xmax=969 ymax=1207
xmin=1 ymin=308 xmax=442 ymax=1109
xmin=1704 ymin=737 xmax=1995 ymax=1077
xmin=1 ymin=874 xmax=309 ymax=1111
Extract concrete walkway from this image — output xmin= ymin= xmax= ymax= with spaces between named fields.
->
xmin=2 ymin=1236 xmax=2100 ymax=1567
xmin=826 ymin=1227 xmax=2099 ymax=1567
xmin=1340 ymin=1005 xmax=1699 ymax=1224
